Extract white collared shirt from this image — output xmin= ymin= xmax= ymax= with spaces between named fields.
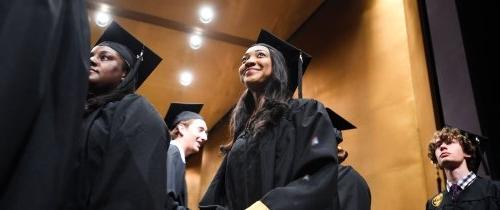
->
xmin=170 ymin=141 xmax=186 ymax=164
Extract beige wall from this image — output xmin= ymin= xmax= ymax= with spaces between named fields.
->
xmin=196 ymin=0 xmax=438 ymax=210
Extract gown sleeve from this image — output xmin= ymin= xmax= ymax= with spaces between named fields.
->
xmin=199 ymin=157 xmax=229 ymax=210
xmin=89 ymin=95 xmax=170 ymax=210
xmin=425 ymin=199 xmax=434 ymax=210
xmin=167 ymin=146 xmax=189 ymax=210
xmin=258 ymin=99 xmax=339 ymax=210
xmin=337 ymin=165 xmax=371 ymax=210
xmin=0 ymin=0 xmax=89 ymax=209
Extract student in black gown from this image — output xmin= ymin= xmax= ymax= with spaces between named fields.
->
xmin=164 ymin=103 xmax=208 ymax=210
xmin=199 ymin=30 xmax=339 ymax=210
xmin=426 ymin=126 xmax=500 ymax=210
xmin=68 ymin=22 xmax=169 ymax=210
xmin=325 ymin=108 xmax=371 ymax=210
xmin=0 ymin=1 xmax=89 ymax=209
xmin=336 ymin=149 xmax=371 ymax=210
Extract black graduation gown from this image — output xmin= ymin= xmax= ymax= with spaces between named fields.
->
xmin=200 ymin=99 xmax=339 ymax=210
xmin=337 ymin=165 xmax=371 ymax=210
xmin=167 ymin=144 xmax=189 ymax=210
xmin=426 ymin=177 xmax=500 ymax=210
xmin=72 ymin=94 xmax=169 ymax=210
xmin=0 ymin=0 xmax=89 ymax=209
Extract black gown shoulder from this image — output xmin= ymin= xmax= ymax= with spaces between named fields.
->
xmin=426 ymin=177 xmax=500 ymax=210
xmin=0 ymin=0 xmax=89 ymax=209
xmin=74 ymin=94 xmax=169 ymax=210
xmin=337 ymin=165 xmax=371 ymax=210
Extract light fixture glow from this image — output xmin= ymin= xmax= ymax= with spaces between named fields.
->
xmin=199 ymin=6 xmax=214 ymax=24
xmin=95 ymin=11 xmax=111 ymax=27
xmin=179 ymin=71 xmax=193 ymax=86
xmin=99 ymin=4 xmax=110 ymax=12
xmin=189 ymin=34 xmax=202 ymax=50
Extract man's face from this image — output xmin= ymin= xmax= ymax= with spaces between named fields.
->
xmin=434 ymin=138 xmax=471 ymax=169
xmin=180 ymin=119 xmax=208 ymax=156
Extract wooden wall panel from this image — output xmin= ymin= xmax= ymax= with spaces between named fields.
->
xmin=403 ymin=0 xmax=439 ymax=197
xmin=123 ymin=0 xmax=438 ymax=209
xmin=288 ymin=0 xmax=435 ymax=209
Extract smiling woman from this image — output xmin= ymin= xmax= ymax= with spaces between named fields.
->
xmin=238 ymin=45 xmax=273 ymax=90
xmin=199 ymin=30 xmax=339 ymax=210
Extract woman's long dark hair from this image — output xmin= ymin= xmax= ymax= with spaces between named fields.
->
xmin=221 ymin=43 xmax=291 ymax=153
xmin=84 ymin=43 xmax=137 ymax=115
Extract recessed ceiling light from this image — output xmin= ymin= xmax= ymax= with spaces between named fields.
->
xmin=189 ymin=34 xmax=202 ymax=50
xmin=179 ymin=71 xmax=193 ymax=86
xmin=99 ymin=4 xmax=110 ymax=12
xmin=199 ymin=6 xmax=214 ymax=24
xmin=95 ymin=11 xmax=111 ymax=27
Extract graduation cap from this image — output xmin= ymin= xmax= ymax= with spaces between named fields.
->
xmin=325 ymin=107 xmax=356 ymax=144
xmin=164 ymin=103 xmax=204 ymax=129
xmin=95 ymin=21 xmax=162 ymax=89
xmin=256 ymin=30 xmax=312 ymax=98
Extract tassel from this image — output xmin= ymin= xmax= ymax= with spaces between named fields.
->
xmin=298 ymin=52 xmax=303 ymax=99
xmin=118 ymin=45 xmax=144 ymax=90
xmin=436 ymin=168 xmax=442 ymax=193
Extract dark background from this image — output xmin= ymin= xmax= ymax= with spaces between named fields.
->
xmin=419 ymin=0 xmax=499 ymax=179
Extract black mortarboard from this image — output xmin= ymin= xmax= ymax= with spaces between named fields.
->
xmin=256 ymin=30 xmax=312 ymax=98
xmin=164 ymin=103 xmax=204 ymax=129
xmin=326 ymin=107 xmax=356 ymax=144
xmin=95 ymin=21 xmax=162 ymax=89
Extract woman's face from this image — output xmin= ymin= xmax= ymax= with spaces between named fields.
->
xmin=89 ymin=45 xmax=127 ymax=89
xmin=238 ymin=45 xmax=272 ymax=89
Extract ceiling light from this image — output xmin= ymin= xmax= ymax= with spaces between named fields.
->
xmin=199 ymin=6 xmax=214 ymax=24
xmin=179 ymin=71 xmax=193 ymax=86
xmin=95 ymin=11 xmax=111 ymax=27
xmin=99 ymin=4 xmax=110 ymax=12
xmin=189 ymin=34 xmax=202 ymax=50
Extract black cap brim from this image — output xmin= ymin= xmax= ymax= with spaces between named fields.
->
xmin=443 ymin=124 xmax=487 ymax=143
xmin=96 ymin=21 xmax=162 ymax=88
xmin=326 ymin=107 xmax=356 ymax=144
xmin=326 ymin=108 xmax=356 ymax=131
xmin=164 ymin=103 xmax=204 ymax=129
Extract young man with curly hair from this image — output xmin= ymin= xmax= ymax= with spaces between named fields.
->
xmin=426 ymin=127 xmax=500 ymax=210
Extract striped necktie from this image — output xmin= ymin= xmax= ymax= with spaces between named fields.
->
xmin=450 ymin=184 xmax=462 ymax=201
